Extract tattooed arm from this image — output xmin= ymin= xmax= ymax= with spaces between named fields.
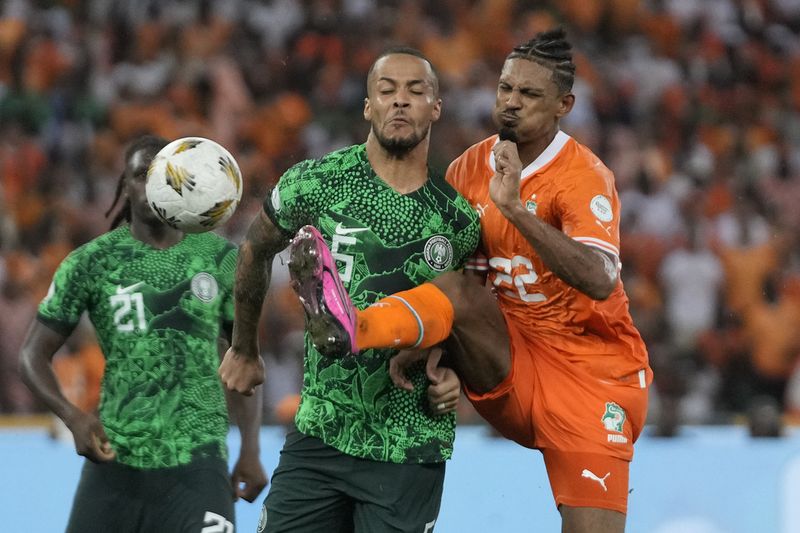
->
xmin=219 ymin=210 xmax=290 ymax=394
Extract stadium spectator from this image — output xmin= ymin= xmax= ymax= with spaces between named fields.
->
xmin=0 ymin=251 xmax=38 ymax=413
xmin=657 ymin=205 xmax=724 ymax=424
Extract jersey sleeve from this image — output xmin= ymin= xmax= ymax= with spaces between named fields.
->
xmin=557 ymin=163 xmax=621 ymax=259
xmin=464 ymin=250 xmax=489 ymax=272
xmin=37 ymin=249 xmax=92 ymax=336
xmin=263 ymin=159 xmax=320 ymax=236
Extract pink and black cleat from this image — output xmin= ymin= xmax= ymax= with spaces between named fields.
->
xmin=288 ymin=225 xmax=358 ymax=358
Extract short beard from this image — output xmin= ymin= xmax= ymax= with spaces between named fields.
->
xmin=498 ymin=127 xmax=518 ymax=143
xmin=374 ymin=127 xmax=428 ymax=158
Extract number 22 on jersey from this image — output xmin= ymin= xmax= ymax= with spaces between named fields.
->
xmin=489 ymin=255 xmax=546 ymax=303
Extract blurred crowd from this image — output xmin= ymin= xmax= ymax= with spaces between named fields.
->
xmin=2 ymin=0 xmax=800 ymax=434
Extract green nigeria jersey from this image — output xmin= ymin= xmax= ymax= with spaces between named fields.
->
xmin=264 ymin=144 xmax=480 ymax=464
xmin=38 ymin=226 xmax=236 ymax=469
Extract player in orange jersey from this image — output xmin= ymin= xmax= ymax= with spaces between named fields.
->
xmin=287 ymin=28 xmax=651 ymax=532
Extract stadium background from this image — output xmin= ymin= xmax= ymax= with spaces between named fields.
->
xmin=2 ymin=0 xmax=800 ymax=531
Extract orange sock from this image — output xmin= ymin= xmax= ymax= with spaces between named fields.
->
xmin=355 ymin=283 xmax=454 ymax=350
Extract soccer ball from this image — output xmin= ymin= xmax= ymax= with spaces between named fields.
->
xmin=146 ymin=137 xmax=243 ymax=233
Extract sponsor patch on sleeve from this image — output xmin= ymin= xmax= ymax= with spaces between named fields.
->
xmin=590 ymin=195 xmax=613 ymax=222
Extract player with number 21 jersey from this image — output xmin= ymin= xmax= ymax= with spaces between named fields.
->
xmin=38 ymin=227 xmax=236 ymax=469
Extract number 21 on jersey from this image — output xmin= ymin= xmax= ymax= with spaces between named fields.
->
xmin=109 ymin=287 xmax=146 ymax=332
xmin=489 ymin=255 xmax=546 ymax=302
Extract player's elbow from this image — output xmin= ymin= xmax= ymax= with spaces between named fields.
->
xmin=590 ymin=285 xmax=614 ymax=301
xmin=18 ymin=339 xmax=47 ymax=390
xmin=18 ymin=346 xmax=36 ymax=389
xmin=584 ymin=249 xmax=619 ymax=300
xmin=583 ymin=275 xmax=618 ymax=301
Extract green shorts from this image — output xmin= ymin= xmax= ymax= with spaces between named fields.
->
xmin=260 ymin=430 xmax=445 ymax=533
xmin=66 ymin=457 xmax=235 ymax=533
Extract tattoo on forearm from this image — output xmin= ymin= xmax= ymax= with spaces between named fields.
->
xmin=530 ymin=231 xmax=615 ymax=299
xmin=234 ymin=240 xmax=269 ymax=327
xmin=233 ymin=214 xmax=288 ymax=338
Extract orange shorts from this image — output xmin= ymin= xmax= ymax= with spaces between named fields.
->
xmin=464 ymin=318 xmax=649 ymax=514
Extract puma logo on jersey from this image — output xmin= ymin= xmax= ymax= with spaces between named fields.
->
xmin=581 ymin=469 xmax=610 ymax=491
xmin=475 ymin=203 xmax=489 ymax=217
xmin=116 ymin=282 xmax=144 ymax=294
xmin=335 ymin=223 xmax=369 ymax=235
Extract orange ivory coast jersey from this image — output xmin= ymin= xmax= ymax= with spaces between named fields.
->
xmin=447 ymin=132 xmax=650 ymax=382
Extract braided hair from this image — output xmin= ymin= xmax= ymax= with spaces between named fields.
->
xmin=508 ymin=28 xmax=576 ymax=95
xmin=105 ymin=135 xmax=168 ymax=230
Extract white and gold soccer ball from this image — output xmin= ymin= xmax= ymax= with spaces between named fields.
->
xmin=146 ymin=137 xmax=243 ymax=233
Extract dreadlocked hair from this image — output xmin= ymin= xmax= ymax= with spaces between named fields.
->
xmin=508 ymin=27 xmax=576 ymax=95
xmin=105 ymin=135 xmax=169 ymax=230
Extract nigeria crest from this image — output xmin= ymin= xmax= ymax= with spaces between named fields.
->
xmin=424 ymin=235 xmax=453 ymax=271
xmin=191 ymin=272 xmax=219 ymax=303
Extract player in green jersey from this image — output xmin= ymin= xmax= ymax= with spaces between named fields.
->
xmin=19 ymin=135 xmax=267 ymax=532
xmin=218 ymin=48 xmax=480 ymax=532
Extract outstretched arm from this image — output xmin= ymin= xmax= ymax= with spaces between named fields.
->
xmin=490 ymin=140 xmax=618 ymax=300
xmin=19 ymin=320 xmax=116 ymax=462
xmin=219 ymin=209 xmax=290 ymax=394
